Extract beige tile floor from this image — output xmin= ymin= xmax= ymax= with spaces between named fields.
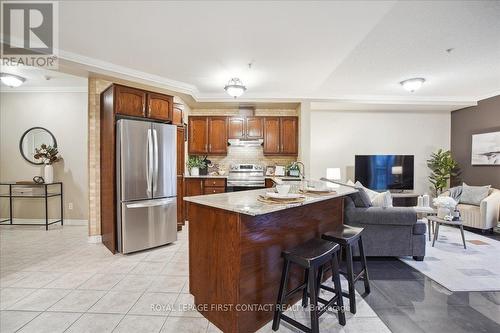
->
xmin=0 ymin=224 xmax=389 ymax=333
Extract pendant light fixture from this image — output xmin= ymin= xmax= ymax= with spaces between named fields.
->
xmin=224 ymin=77 xmax=247 ymax=98
xmin=0 ymin=73 xmax=26 ymax=88
xmin=400 ymin=78 xmax=425 ymax=92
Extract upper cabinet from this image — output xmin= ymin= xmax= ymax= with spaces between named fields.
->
xmin=263 ymin=116 xmax=298 ymax=156
xmin=246 ymin=117 xmax=264 ymax=139
xmin=188 ymin=117 xmax=209 ymax=154
xmin=113 ymin=84 xmax=173 ymax=122
xmin=147 ymin=93 xmax=173 ymax=122
xmin=228 ymin=116 xmax=264 ymax=139
xmin=228 ymin=117 xmax=245 ymax=139
xmin=188 ymin=116 xmax=228 ymax=155
xmin=208 ymin=117 xmax=228 ymax=154
xmin=172 ymin=104 xmax=184 ymax=126
xmin=115 ymin=85 xmax=146 ymax=118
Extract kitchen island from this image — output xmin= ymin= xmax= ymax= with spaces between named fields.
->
xmin=184 ymin=186 xmax=357 ymax=333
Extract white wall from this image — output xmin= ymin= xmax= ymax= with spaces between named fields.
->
xmin=309 ymin=110 xmax=451 ymax=194
xmin=0 ymin=91 xmax=88 ymax=220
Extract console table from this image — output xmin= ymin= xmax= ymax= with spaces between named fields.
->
xmin=0 ymin=182 xmax=63 ymax=230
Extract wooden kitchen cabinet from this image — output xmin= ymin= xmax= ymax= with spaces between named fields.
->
xmin=263 ymin=117 xmax=281 ymax=154
xmin=280 ymin=117 xmax=298 ymax=155
xmin=176 ymin=126 xmax=186 ymax=230
xmin=188 ymin=117 xmax=209 ymax=154
xmin=147 ymin=92 xmax=173 ymax=122
xmin=185 ymin=178 xmax=204 ymax=197
xmin=208 ymin=117 xmax=228 ymax=154
xmin=172 ymin=104 xmax=184 ymax=126
xmin=188 ymin=116 xmax=227 ymax=155
xmin=263 ymin=116 xmax=298 ymax=156
xmin=228 ymin=117 xmax=245 ymax=139
xmin=246 ymin=117 xmax=264 ymax=139
xmin=115 ymin=85 xmax=146 ymax=118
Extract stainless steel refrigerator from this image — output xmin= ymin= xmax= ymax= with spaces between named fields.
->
xmin=116 ymin=118 xmax=177 ymax=254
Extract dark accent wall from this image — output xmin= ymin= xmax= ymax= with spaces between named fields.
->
xmin=451 ymin=95 xmax=500 ymax=188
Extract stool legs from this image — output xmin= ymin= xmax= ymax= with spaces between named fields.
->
xmin=302 ymin=269 xmax=309 ymax=307
xmin=358 ymin=236 xmax=371 ymax=294
xmin=345 ymin=245 xmax=356 ymax=314
xmin=308 ymin=268 xmax=320 ymax=333
xmin=272 ymin=259 xmax=290 ymax=331
xmin=332 ymin=252 xmax=346 ymax=326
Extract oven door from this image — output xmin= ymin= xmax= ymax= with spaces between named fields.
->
xmin=226 ymin=180 xmax=265 ymax=192
xmin=226 ymin=185 xmax=265 ymax=192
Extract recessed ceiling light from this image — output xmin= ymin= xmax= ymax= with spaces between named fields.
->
xmin=224 ymin=78 xmax=247 ymax=98
xmin=0 ymin=73 xmax=26 ymax=88
xmin=400 ymin=78 xmax=425 ymax=92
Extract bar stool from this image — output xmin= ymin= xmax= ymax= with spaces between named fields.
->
xmin=272 ymin=238 xmax=346 ymax=333
xmin=322 ymin=225 xmax=370 ymax=314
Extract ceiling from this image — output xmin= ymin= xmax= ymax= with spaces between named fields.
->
xmin=7 ymin=1 xmax=500 ymax=107
xmin=0 ymin=65 xmax=87 ymax=92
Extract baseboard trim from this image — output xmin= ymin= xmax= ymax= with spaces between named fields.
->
xmin=0 ymin=218 xmax=88 ymax=226
xmin=88 ymin=235 xmax=102 ymax=243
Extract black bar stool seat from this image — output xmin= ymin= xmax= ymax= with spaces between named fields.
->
xmin=273 ymin=238 xmax=346 ymax=333
xmin=322 ymin=225 xmax=370 ymax=315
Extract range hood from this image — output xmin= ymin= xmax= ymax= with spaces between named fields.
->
xmin=228 ymin=138 xmax=263 ymax=147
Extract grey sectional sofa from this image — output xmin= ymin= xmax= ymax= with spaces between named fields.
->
xmin=344 ymin=195 xmax=426 ymax=261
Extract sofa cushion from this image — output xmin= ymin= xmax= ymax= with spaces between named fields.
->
xmin=413 ymin=220 xmax=427 ymax=235
xmin=371 ymin=191 xmax=393 ymax=208
xmin=460 ymin=183 xmax=490 ymax=206
xmin=349 ymin=188 xmax=372 ymax=208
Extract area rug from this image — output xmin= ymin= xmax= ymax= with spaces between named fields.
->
xmin=400 ymin=225 xmax=500 ymax=292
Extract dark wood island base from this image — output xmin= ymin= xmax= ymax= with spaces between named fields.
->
xmin=187 ymin=196 xmax=345 ymax=333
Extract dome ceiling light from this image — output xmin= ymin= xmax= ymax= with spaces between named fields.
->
xmin=400 ymin=78 xmax=425 ymax=93
xmin=224 ymin=77 xmax=247 ymax=98
xmin=0 ymin=73 xmax=27 ymax=88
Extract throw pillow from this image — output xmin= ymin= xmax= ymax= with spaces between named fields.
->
xmin=355 ymin=181 xmax=379 ymax=201
xmin=348 ymin=187 xmax=372 ymax=208
xmin=460 ymin=183 xmax=491 ymax=206
xmin=371 ymin=191 xmax=393 ymax=208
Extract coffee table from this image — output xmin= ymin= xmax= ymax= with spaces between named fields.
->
xmin=427 ymin=216 xmax=466 ymax=249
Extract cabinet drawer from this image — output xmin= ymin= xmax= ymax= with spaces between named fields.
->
xmin=204 ymin=186 xmax=225 ymax=194
xmin=203 ymin=178 xmax=226 ymax=187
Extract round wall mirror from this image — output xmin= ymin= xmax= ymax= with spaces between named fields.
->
xmin=19 ymin=127 xmax=57 ymax=165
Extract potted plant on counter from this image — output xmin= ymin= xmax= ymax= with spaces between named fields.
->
xmin=187 ymin=156 xmax=206 ymax=176
xmin=34 ymin=144 xmax=61 ymax=183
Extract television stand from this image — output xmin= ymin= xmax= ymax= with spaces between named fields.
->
xmin=391 ymin=192 xmax=421 ymax=207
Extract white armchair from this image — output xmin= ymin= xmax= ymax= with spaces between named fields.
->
xmin=441 ymin=188 xmax=500 ymax=231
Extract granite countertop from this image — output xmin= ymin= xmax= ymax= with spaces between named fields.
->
xmin=184 ymin=174 xmax=228 ymax=178
xmin=184 ymin=186 xmax=357 ymax=216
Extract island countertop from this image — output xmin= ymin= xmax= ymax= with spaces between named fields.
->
xmin=184 ymin=185 xmax=357 ymax=216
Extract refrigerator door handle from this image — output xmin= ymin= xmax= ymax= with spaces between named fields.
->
xmin=147 ymin=128 xmax=154 ymax=196
xmin=126 ymin=197 xmax=175 ymax=209
xmin=152 ymin=129 xmax=159 ymax=194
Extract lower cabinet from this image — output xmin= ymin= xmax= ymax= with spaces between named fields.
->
xmin=184 ymin=178 xmax=227 ymax=220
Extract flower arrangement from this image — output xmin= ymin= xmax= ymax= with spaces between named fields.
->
xmin=433 ymin=196 xmax=457 ymax=209
xmin=34 ymin=144 xmax=61 ymax=165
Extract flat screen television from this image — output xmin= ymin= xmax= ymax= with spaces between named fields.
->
xmin=355 ymin=155 xmax=414 ymax=191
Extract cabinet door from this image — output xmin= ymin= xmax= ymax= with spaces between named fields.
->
xmin=188 ymin=117 xmax=208 ymax=154
xmin=147 ymin=93 xmax=172 ymax=122
xmin=208 ymin=117 xmax=227 ymax=154
xmin=172 ymin=105 xmax=183 ymax=126
xmin=280 ymin=117 xmax=298 ymax=155
xmin=115 ymin=85 xmax=146 ymax=117
xmin=228 ymin=117 xmax=245 ymax=139
xmin=263 ymin=117 xmax=281 ymax=154
xmin=185 ymin=178 xmax=203 ymax=197
xmin=246 ymin=117 xmax=263 ymax=139
xmin=176 ymin=126 xmax=185 ymax=176
xmin=177 ymin=176 xmax=184 ymax=228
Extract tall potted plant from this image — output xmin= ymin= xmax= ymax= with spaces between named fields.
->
xmin=34 ymin=144 xmax=61 ymax=183
xmin=427 ymin=149 xmax=460 ymax=197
